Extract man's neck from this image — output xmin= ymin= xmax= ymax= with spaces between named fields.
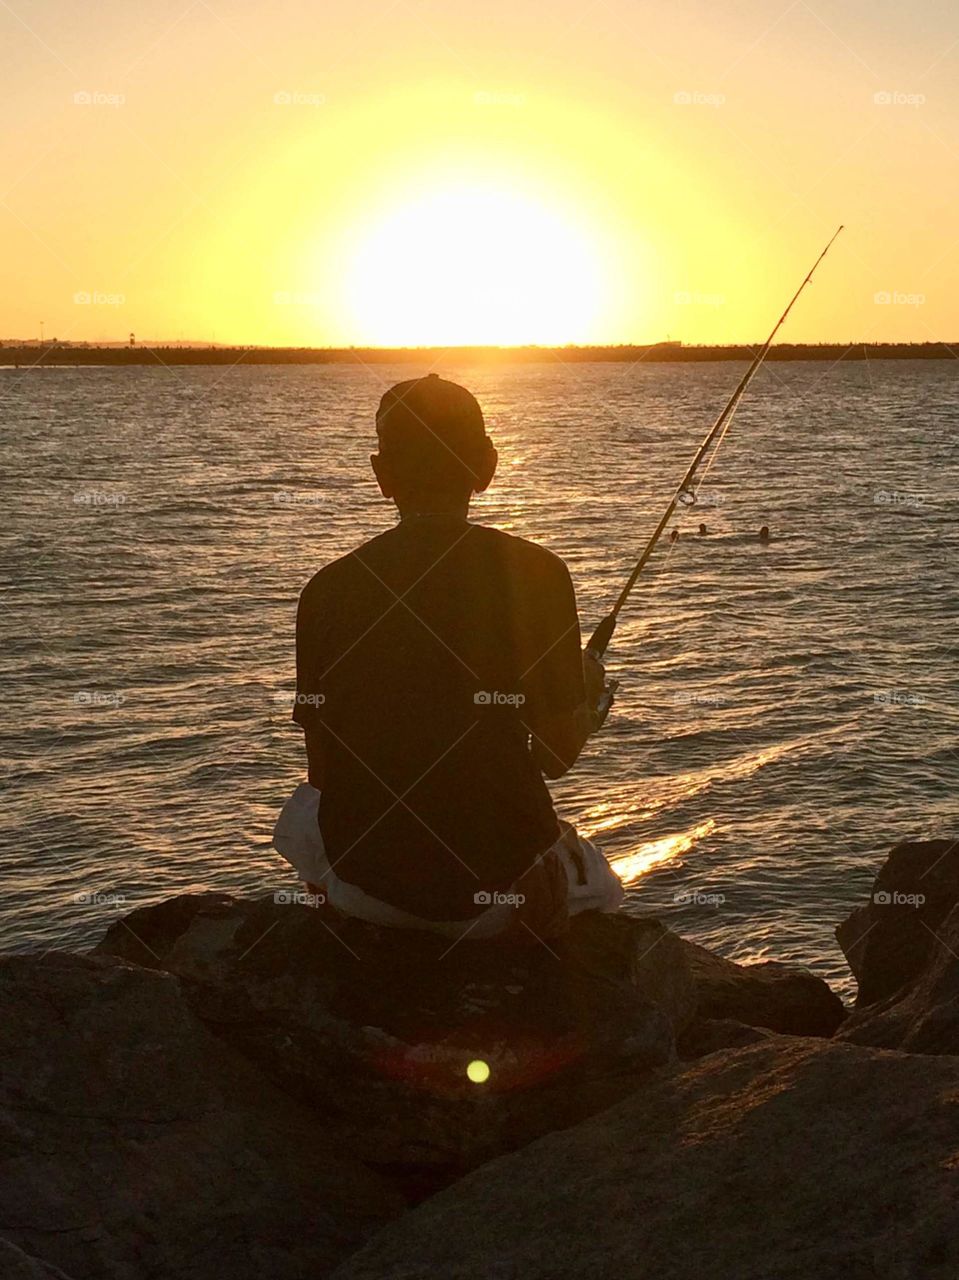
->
xmin=396 ymin=499 xmax=471 ymax=522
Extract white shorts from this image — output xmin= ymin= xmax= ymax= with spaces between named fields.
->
xmin=272 ymin=782 xmax=624 ymax=940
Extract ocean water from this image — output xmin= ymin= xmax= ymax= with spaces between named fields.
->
xmin=1 ymin=358 xmax=956 ymax=998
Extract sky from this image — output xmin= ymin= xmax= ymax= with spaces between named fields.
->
xmin=2 ymin=0 xmax=958 ymax=347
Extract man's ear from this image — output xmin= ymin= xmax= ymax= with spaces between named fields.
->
xmin=472 ymin=444 xmax=498 ymax=495
xmin=370 ymin=452 xmax=394 ymax=499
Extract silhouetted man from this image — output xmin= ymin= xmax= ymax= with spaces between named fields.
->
xmin=278 ymin=374 xmax=621 ymax=939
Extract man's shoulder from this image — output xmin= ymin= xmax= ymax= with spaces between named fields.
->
xmin=298 ymin=528 xmax=397 ymax=606
xmin=470 ymin=522 xmax=570 ymax=580
xmin=299 ymin=522 xmax=570 ymax=607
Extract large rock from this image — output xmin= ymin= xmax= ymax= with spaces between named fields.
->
xmin=0 ymin=953 xmax=402 ymax=1280
xmin=680 ymin=939 xmax=845 ymax=1037
xmin=93 ymin=893 xmax=697 ymax=1048
xmin=92 ymin=893 xmax=849 ymax=1178
xmin=94 ymin=895 xmax=697 ymax=1190
xmin=834 ymin=838 xmax=959 ymax=1052
xmin=837 ymin=837 xmax=959 ymax=1006
xmin=0 ymin=1240 xmax=74 ymax=1279
xmin=331 ymin=1038 xmax=959 ymax=1280
xmin=676 ymin=1016 xmax=775 ymax=1059
xmin=838 ymin=898 xmax=959 ymax=1053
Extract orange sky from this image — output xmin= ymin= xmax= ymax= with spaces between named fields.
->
xmin=2 ymin=0 xmax=958 ymax=347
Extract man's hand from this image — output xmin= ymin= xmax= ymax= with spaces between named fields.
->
xmin=583 ymin=650 xmax=606 ymax=709
xmin=583 ymin=650 xmax=617 ymax=733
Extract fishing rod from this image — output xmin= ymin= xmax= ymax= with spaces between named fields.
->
xmin=587 ymin=224 xmax=844 ymax=667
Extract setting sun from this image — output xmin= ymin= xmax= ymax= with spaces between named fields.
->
xmin=341 ymin=183 xmax=607 ymax=347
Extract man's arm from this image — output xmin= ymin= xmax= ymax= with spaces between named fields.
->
xmin=520 ymin=556 xmax=610 ymax=780
xmin=294 ymin=583 xmax=328 ymax=789
xmin=529 ymin=651 xmax=607 ymax=779
xmin=303 ymin=731 xmax=326 ymax=788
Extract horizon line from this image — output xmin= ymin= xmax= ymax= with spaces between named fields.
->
xmin=3 ymin=338 xmax=957 ymax=354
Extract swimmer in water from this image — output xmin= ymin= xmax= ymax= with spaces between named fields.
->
xmin=669 ymin=529 xmax=679 ymax=544
xmin=759 ymin=525 xmax=770 ymax=543
xmin=698 ymin=523 xmax=707 ymax=536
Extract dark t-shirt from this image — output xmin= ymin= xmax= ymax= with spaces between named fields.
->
xmin=293 ymin=515 xmax=585 ymax=921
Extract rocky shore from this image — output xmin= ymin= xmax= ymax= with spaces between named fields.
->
xmin=1 ymin=838 xmax=956 ymax=1278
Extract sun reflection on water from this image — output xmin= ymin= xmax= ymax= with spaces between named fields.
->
xmin=609 ymin=817 xmax=717 ymax=886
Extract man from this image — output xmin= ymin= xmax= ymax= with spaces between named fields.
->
xmin=278 ymin=373 xmax=621 ymax=939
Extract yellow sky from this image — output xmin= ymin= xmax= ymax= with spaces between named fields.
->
xmin=2 ymin=0 xmax=958 ymax=347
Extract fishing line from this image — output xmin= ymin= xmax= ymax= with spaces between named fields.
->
xmin=586 ymin=225 xmax=844 ymax=668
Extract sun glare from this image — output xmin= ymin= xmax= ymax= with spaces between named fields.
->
xmin=342 ymin=184 xmax=607 ymax=347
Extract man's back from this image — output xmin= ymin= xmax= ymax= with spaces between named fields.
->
xmin=295 ymin=515 xmax=584 ymax=920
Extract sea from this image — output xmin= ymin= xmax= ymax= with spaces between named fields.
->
xmin=1 ymin=358 xmax=956 ymax=998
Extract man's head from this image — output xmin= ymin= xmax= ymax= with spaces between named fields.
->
xmin=371 ymin=374 xmax=497 ymax=513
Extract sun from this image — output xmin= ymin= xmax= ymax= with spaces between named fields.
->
xmin=341 ymin=183 xmax=607 ymax=347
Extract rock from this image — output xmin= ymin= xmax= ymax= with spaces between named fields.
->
xmin=0 ymin=953 xmax=402 ymax=1280
xmin=330 ymin=1038 xmax=959 ymax=1280
xmin=94 ymin=895 xmax=696 ymax=1188
xmin=563 ymin=911 xmax=698 ymax=1054
xmin=676 ymin=1017 xmax=776 ymax=1059
xmin=94 ymin=893 xmax=697 ymax=1045
xmin=834 ymin=838 xmax=959 ymax=1053
xmin=838 ymin=898 xmax=959 ymax=1053
xmin=836 ymin=838 xmax=959 ymax=1006
xmin=0 ymin=1240 xmax=75 ymax=1279
xmin=681 ymin=938 xmax=845 ymax=1036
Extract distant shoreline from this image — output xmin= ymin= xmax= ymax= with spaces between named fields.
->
xmin=2 ymin=341 xmax=958 ymax=367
